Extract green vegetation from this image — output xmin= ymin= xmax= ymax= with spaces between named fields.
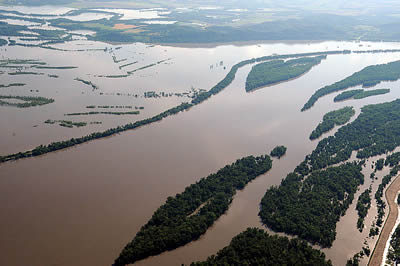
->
xmin=385 ymin=152 xmax=400 ymax=167
xmin=387 ymin=224 xmax=400 ymax=264
xmin=309 ymin=106 xmax=355 ymax=140
xmin=245 ymin=55 xmax=326 ymax=91
xmin=0 ymin=83 xmax=25 ymax=88
xmin=65 ymin=111 xmax=140 ymax=116
xmin=376 ymin=158 xmax=385 ymax=171
xmin=86 ymin=105 xmax=143 ymax=109
xmin=191 ymin=228 xmax=332 ymax=266
xmin=356 ymin=187 xmax=371 ymax=232
xmin=270 ymin=145 xmax=287 ymax=158
xmin=299 ymin=99 xmax=400 ymax=171
xmin=0 ymin=51 xmax=370 ymax=164
xmin=375 ymin=165 xmax=400 ymax=227
xmin=354 ymin=88 xmax=390 ymax=99
xmin=302 ymin=60 xmax=400 ymax=111
xmin=119 ymin=61 xmax=138 ymax=69
xmin=45 ymin=119 xmax=87 ymax=128
xmin=335 ymin=88 xmax=390 ymax=102
xmin=114 ymin=155 xmax=272 ymax=265
xmin=32 ymin=66 xmax=77 ymax=69
xmin=259 ymin=162 xmax=363 ymax=247
xmin=0 ymin=95 xmax=54 ymax=108
xmin=334 ymin=89 xmax=364 ymax=102
xmin=8 ymin=71 xmax=43 ymax=75
xmin=0 ymin=38 xmax=7 ymax=46
xmin=74 ymin=78 xmax=98 ymax=90
xmin=127 ymin=63 xmax=157 ymax=74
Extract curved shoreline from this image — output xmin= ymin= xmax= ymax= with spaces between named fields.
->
xmin=369 ymin=173 xmax=400 ymax=266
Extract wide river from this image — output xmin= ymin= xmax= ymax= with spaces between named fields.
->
xmin=2 ymin=40 xmax=400 ymax=266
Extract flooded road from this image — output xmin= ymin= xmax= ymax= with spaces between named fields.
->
xmin=2 ymin=41 xmax=400 ymax=266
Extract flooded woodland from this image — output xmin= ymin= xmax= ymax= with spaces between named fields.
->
xmin=3 ymin=7 xmax=400 ymax=265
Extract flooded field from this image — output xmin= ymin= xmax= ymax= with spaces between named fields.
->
xmin=2 ymin=37 xmax=400 ymax=266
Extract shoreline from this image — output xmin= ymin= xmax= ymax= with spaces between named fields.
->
xmin=369 ymin=173 xmax=400 ymax=265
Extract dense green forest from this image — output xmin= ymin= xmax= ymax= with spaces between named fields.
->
xmin=298 ymin=99 xmax=400 ymax=172
xmin=356 ymin=187 xmax=371 ymax=232
xmin=333 ymin=89 xmax=364 ymax=102
xmin=270 ymin=145 xmax=287 ymax=158
xmin=354 ymin=89 xmax=391 ymax=99
xmin=0 ymin=95 xmax=54 ymax=108
xmin=114 ymin=155 xmax=272 ymax=266
xmin=335 ymin=88 xmax=390 ymax=102
xmin=309 ymin=106 xmax=355 ymax=140
xmin=245 ymin=56 xmax=325 ymax=92
xmin=302 ymin=60 xmax=400 ymax=111
xmin=191 ymin=228 xmax=332 ymax=266
xmin=259 ymin=163 xmax=363 ymax=247
xmin=260 ymin=99 xmax=400 ymax=248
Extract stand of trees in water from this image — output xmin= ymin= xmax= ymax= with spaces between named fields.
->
xmin=2 ymin=50 xmax=397 ymax=164
xmin=334 ymin=88 xmax=390 ymax=102
xmin=64 ymin=111 xmax=140 ymax=116
xmin=356 ymin=187 xmax=371 ymax=232
xmin=245 ymin=55 xmax=326 ymax=92
xmin=0 ymin=83 xmax=25 ymax=88
xmin=270 ymin=145 xmax=287 ymax=158
xmin=259 ymin=162 xmax=363 ymax=247
xmin=0 ymin=50 xmax=352 ymax=164
xmin=191 ymin=228 xmax=332 ymax=266
xmin=388 ymin=224 xmax=400 ymax=264
xmin=259 ymin=99 xmax=400 ymax=249
xmin=0 ymin=95 xmax=54 ymax=108
xmin=300 ymin=99 xmax=400 ymax=171
xmin=302 ymin=60 xmax=400 ymax=111
xmin=373 ymin=152 xmax=400 ymax=229
xmin=114 ymin=155 xmax=272 ymax=266
xmin=309 ymin=106 xmax=355 ymax=140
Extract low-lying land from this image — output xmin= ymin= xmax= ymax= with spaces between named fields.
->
xmin=245 ymin=55 xmax=326 ymax=92
xmin=65 ymin=111 xmax=140 ymax=116
xmin=260 ymin=99 xmax=400 ymax=250
xmin=334 ymin=89 xmax=390 ymax=102
xmin=114 ymin=155 xmax=272 ymax=265
xmin=0 ymin=95 xmax=54 ymax=108
xmin=45 ymin=119 xmax=87 ymax=128
xmin=302 ymin=60 xmax=400 ymax=111
xmin=270 ymin=145 xmax=287 ymax=158
xmin=356 ymin=187 xmax=372 ymax=232
xmin=0 ymin=83 xmax=25 ymax=88
xmin=309 ymin=106 xmax=355 ymax=140
xmin=191 ymin=228 xmax=332 ymax=266
xmin=0 ymin=50 xmax=351 ymax=164
xmin=260 ymin=162 xmax=363 ymax=247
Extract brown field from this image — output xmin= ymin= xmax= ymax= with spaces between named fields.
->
xmin=113 ymin=23 xmax=139 ymax=30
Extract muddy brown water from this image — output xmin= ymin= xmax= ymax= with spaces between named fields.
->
xmin=2 ymin=42 xmax=400 ymax=266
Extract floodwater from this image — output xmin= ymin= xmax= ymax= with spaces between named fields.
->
xmin=2 ymin=40 xmax=400 ymax=266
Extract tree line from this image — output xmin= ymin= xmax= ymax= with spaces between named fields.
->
xmin=114 ymin=155 xmax=272 ymax=265
xmin=245 ymin=55 xmax=326 ymax=92
xmin=0 ymin=50 xmax=352 ymax=164
xmin=302 ymin=60 xmax=400 ymax=111
xmin=191 ymin=228 xmax=332 ymax=266
xmin=309 ymin=106 xmax=355 ymax=140
xmin=259 ymin=162 xmax=363 ymax=247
